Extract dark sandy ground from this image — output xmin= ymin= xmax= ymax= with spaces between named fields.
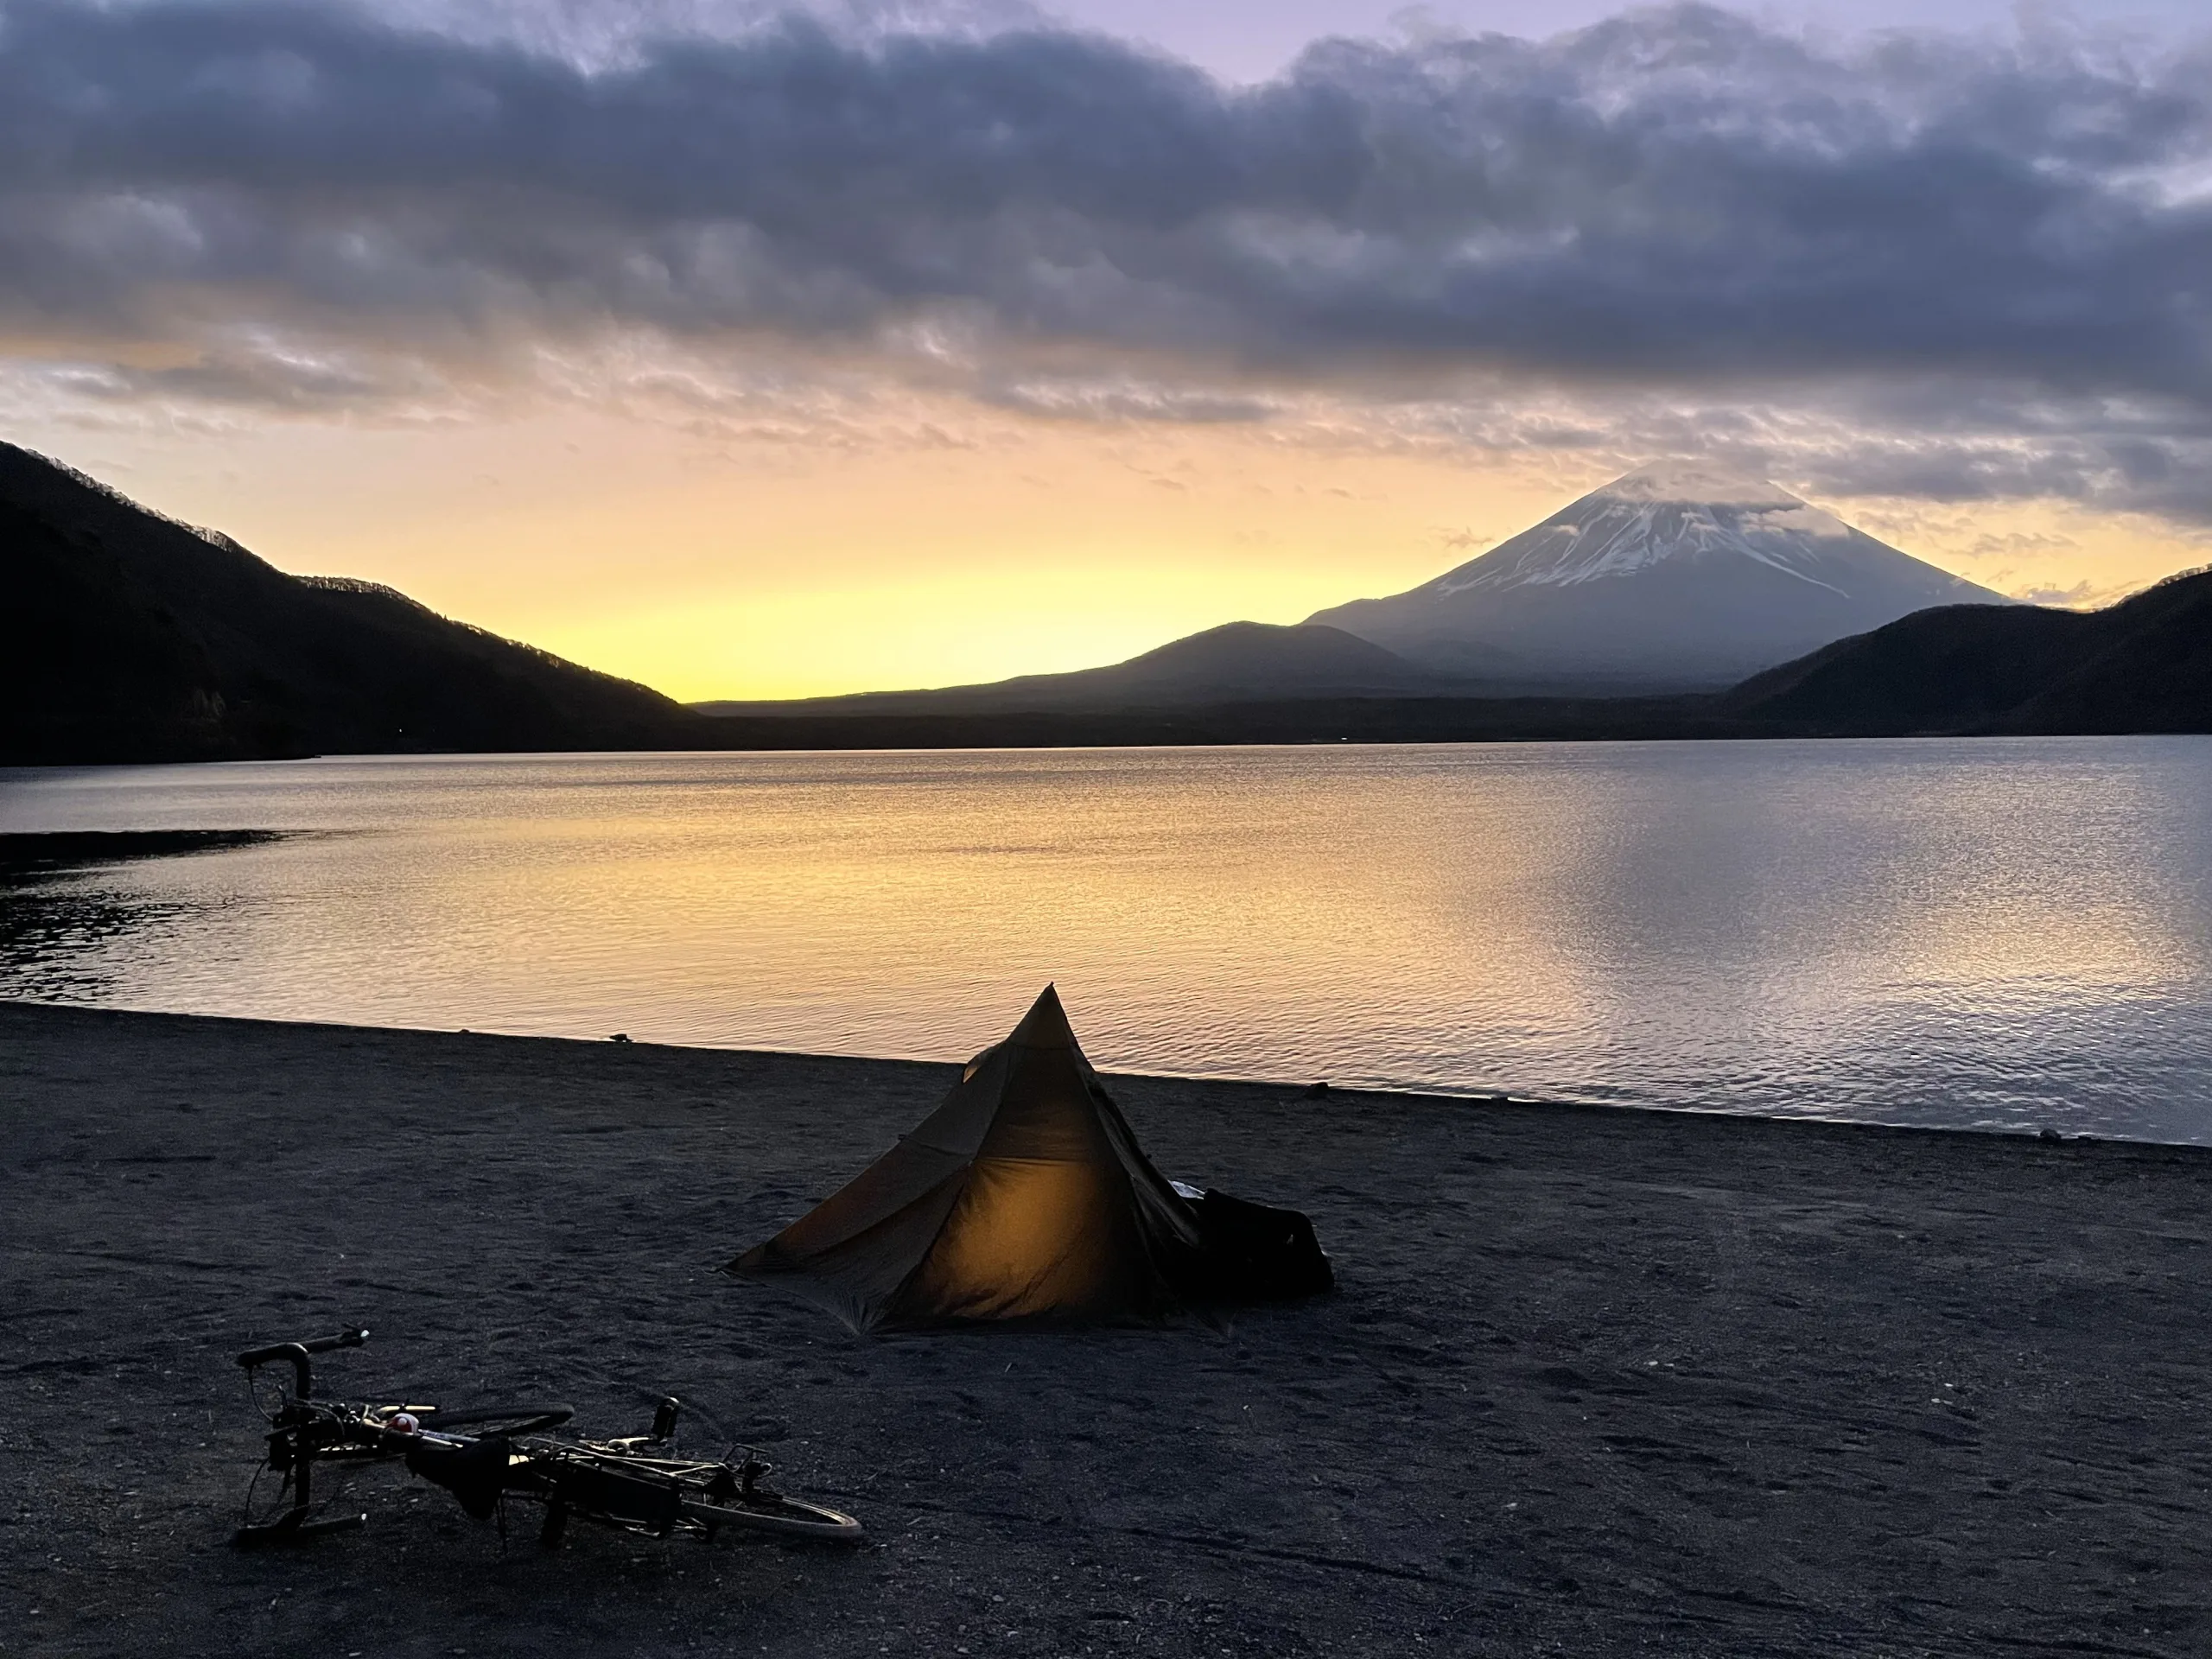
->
xmin=4 ymin=1001 xmax=2211 ymax=1657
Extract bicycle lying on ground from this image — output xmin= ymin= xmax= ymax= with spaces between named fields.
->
xmin=233 ymin=1329 xmax=863 ymax=1549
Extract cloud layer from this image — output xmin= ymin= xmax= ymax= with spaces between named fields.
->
xmin=3 ymin=0 xmax=2210 ymax=515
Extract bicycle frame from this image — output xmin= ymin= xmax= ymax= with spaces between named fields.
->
xmin=232 ymin=1330 xmax=860 ymax=1548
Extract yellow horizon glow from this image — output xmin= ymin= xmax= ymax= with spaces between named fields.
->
xmin=28 ymin=400 xmax=2209 ymax=703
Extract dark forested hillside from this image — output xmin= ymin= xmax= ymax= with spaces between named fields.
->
xmin=0 ymin=443 xmax=692 ymax=763
xmin=1724 ymin=569 xmax=2212 ymax=735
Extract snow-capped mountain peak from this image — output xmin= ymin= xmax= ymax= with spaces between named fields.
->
xmin=1305 ymin=458 xmax=2011 ymax=690
xmin=1430 ymin=463 xmax=1862 ymax=599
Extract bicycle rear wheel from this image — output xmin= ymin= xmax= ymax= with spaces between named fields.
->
xmin=682 ymin=1495 xmax=865 ymax=1543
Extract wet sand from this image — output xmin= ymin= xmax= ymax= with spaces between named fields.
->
xmin=3 ymin=1000 xmax=2209 ymax=1657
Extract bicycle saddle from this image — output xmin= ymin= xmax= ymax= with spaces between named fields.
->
xmin=406 ymin=1434 xmax=508 ymax=1521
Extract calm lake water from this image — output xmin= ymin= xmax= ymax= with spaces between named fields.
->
xmin=4 ymin=740 xmax=2209 ymax=1141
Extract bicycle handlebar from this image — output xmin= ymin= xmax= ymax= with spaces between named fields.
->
xmin=235 ymin=1328 xmax=369 ymax=1400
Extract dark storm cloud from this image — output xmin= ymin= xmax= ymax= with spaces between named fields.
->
xmin=3 ymin=0 xmax=2211 ymax=505
xmin=1765 ymin=384 xmax=2212 ymax=523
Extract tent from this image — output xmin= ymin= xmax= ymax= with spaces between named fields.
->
xmin=724 ymin=986 xmax=1330 ymax=1332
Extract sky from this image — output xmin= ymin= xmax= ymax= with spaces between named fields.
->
xmin=3 ymin=0 xmax=2209 ymax=700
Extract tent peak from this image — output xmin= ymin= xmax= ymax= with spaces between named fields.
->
xmin=1007 ymin=983 xmax=1078 ymax=1051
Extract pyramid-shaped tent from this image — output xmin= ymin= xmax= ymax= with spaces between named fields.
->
xmin=726 ymin=987 xmax=1220 ymax=1332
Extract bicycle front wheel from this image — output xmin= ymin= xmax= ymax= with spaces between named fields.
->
xmin=682 ymin=1495 xmax=865 ymax=1544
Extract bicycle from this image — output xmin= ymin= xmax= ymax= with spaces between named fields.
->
xmin=233 ymin=1328 xmax=863 ymax=1549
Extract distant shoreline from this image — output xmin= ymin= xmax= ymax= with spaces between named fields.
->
xmin=29 ymin=680 xmax=2203 ymax=766
xmin=12 ymin=718 xmax=2209 ymax=769
xmin=681 ymin=694 xmax=1770 ymax=751
xmin=15 ymin=690 xmax=1783 ymax=764
xmin=0 ymin=994 xmax=2153 ymax=1148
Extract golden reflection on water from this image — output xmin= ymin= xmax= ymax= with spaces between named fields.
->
xmin=3 ymin=739 xmax=2209 ymax=1139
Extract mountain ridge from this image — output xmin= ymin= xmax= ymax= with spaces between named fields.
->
xmin=691 ymin=571 xmax=2210 ymax=747
xmin=690 ymin=620 xmax=1466 ymax=717
xmin=8 ymin=442 xmax=2201 ymax=763
xmin=0 ymin=441 xmax=694 ymax=763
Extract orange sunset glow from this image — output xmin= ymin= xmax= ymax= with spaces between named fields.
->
xmin=29 ymin=397 xmax=2206 ymax=702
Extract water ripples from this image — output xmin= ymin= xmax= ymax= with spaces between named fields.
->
xmin=3 ymin=737 xmax=2208 ymax=1141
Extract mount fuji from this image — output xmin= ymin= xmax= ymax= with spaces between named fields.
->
xmin=1308 ymin=461 xmax=2012 ymax=691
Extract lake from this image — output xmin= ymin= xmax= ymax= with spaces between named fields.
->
xmin=3 ymin=740 xmax=2209 ymax=1141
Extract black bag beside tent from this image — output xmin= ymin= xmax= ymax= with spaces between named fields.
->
xmin=724 ymin=985 xmax=1331 ymax=1332
xmin=1179 ymin=1188 xmax=1335 ymax=1302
